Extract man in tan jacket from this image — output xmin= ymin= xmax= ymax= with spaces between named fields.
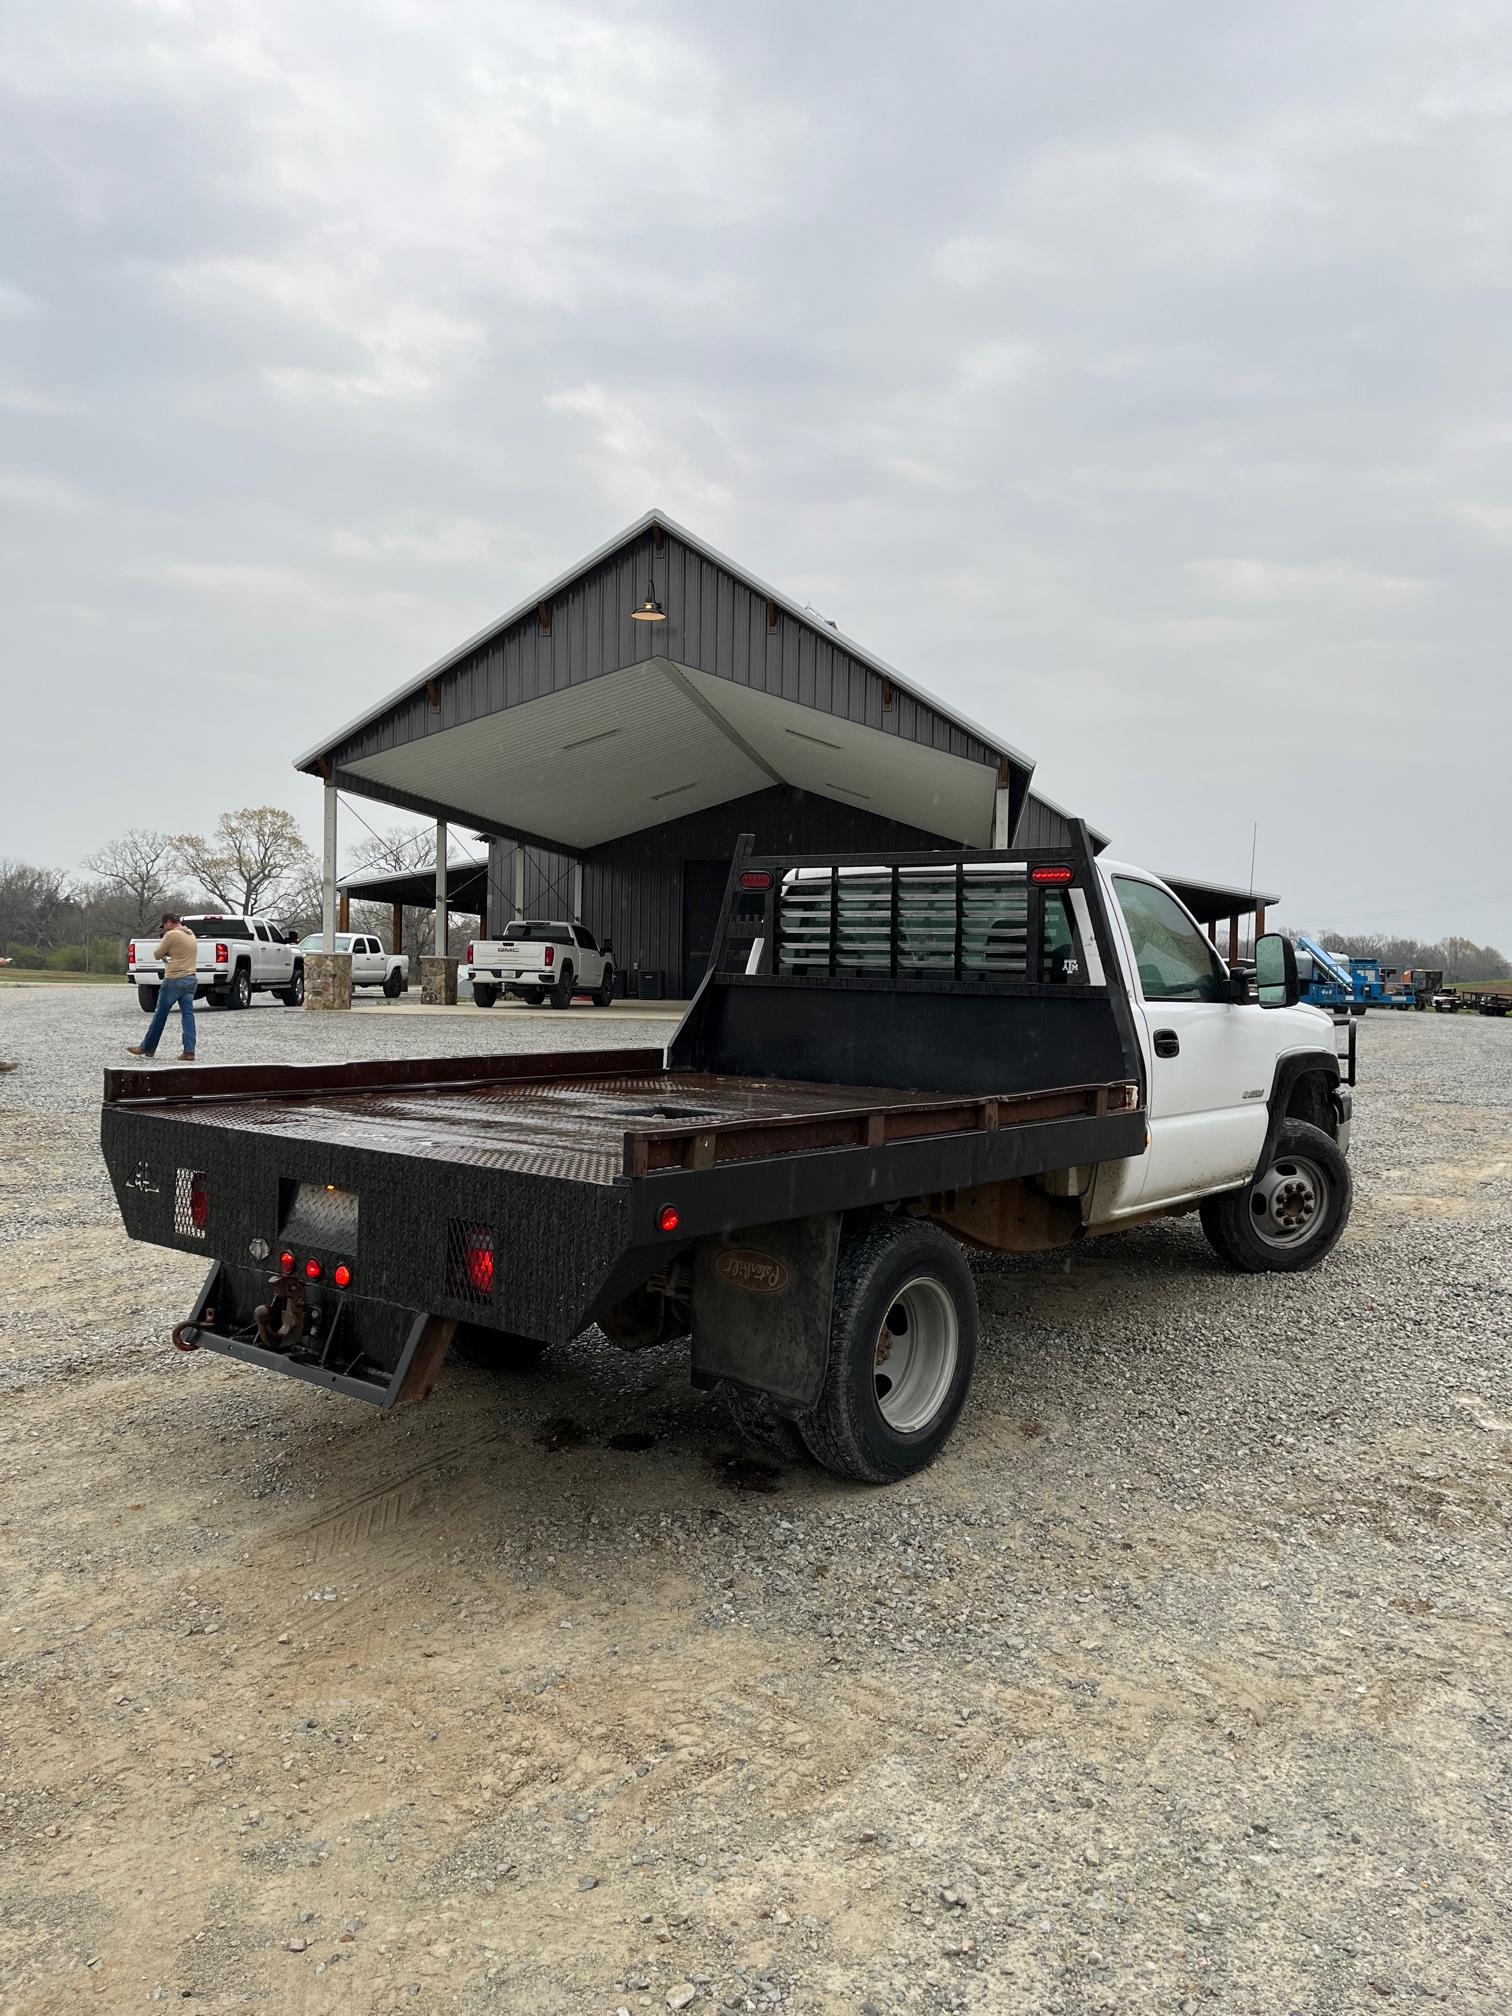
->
xmin=127 ymin=912 xmax=198 ymax=1062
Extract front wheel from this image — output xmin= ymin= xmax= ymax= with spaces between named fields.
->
xmin=594 ymin=964 xmax=615 ymax=1007
xmin=548 ymin=963 xmax=574 ymax=1009
xmin=519 ymin=987 xmax=545 ymax=1006
xmin=137 ymin=985 xmax=160 ymax=1013
xmin=797 ymin=1216 xmax=978 ymax=1484
xmin=1199 ymin=1120 xmax=1352 ymax=1274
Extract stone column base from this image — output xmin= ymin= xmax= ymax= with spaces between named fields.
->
xmin=420 ymin=956 xmax=457 ymax=1005
xmin=304 ymin=951 xmax=353 ymax=1010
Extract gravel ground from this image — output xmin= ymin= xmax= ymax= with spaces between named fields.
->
xmin=1 ymin=988 xmax=1509 ymax=2015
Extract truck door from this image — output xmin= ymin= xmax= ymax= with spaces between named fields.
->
xmin=1109 ymin=875 xmax=1272 ymax=1207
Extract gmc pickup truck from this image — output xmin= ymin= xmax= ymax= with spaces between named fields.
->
xmin=297 ymin=933 xmax=410 ymax=998
xmin=102 ymin=824 xmax=1354 ymax=1484
xmin=129 ymin=916 xmax=303 ymax=1012
xmin=463 ymin=921 xmax=615 ymax=1009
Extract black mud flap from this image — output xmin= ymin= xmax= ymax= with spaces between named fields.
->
xmin=172 ymin=1260 xmax=454 ymax=1409
xmin=689 ymin=1214 xmax=840 ymax=1410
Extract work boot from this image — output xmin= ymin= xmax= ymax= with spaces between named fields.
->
xmin=126 ymin=1045 xmax=154 ymax=1059
xmin=178 ymin=1052 xmax=196 ymax=1062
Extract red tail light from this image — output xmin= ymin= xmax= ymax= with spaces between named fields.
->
xmin=656 ymin=1203 xmax=681 ymax=1233
xmin=1029 ymin=866 xmax=1073 ymax=886
xmin=543 ymin=945 xmax=554 ymax=967
xmin=332 ymin=1263 xmax=352 ymax=1289
xmin=738 ymin=870 xmax=773 ymax=891
xmin=465 ymin=1235 xmax=495 ymax=1295
xmin=304 ymin=1258 xmax=323 ymax=1281
xmin=279 ymin=1251 xmax=295 ymax=1275
xmin=128 ymin=940 xmax=137 ymax=964
xmin=466 ymin=942 xmax=474 ymax=964
xmin=215 ymin=942 xmax=229 ymax=964
xmin=190 ymin=1176 xmax=208 ymax=1229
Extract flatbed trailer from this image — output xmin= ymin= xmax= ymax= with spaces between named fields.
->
xmin=102 ymin=819 xmax=1352 ymax=1482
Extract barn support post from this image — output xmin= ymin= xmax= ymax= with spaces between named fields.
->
xmin=434 ymin=822 xmax=449 ymax=955
xmin=1228 ymin=917 xmax=1239 ymax=965
xmin=391 ymin=901 xmax=403 ymax=954
xmin=321 ymin=781 xmax=338 ymax=952
xmin=338 ymin=890 xmax=350 ymax=932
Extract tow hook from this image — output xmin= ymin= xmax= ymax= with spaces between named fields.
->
xmin=254 ymin=1276 xmax=306 ymax=1354
xmin=171 ymin=1322 xmax=201 ymax=1352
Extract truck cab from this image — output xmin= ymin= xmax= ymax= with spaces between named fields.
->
xmin=1089 ymin=861 xmax=1349 ymax=1219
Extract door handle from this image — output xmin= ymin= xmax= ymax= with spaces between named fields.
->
xmin=1153 ymin=1029 xmax=1180 ymax=1058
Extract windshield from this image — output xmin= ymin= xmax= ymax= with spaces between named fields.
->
xmin=501 ymin=921 xmax=572 ymax=944
xmin=299 ymin=933 xmax=355 ymax=952
xmin=186 ymin=917 xmax=252 ymax=940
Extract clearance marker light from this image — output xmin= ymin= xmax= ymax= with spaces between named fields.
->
xmin=1029 ymin=865 xmax=1074 ymax=885
xmin=657 ymin=1204 xmax=681 ymax=1233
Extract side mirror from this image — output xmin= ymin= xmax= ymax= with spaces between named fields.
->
xmin=1255 ymin=932 xmax=1300 ymax=1008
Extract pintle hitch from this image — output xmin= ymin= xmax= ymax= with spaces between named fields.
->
xmin=253 ymin=1275 xmax=307 ymax=1354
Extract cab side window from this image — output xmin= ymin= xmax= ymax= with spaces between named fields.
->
xmin=575 ymin=927 xmax=599 ymax=953
xmin=1113 ymin=878 xmax=1224 ymax=1002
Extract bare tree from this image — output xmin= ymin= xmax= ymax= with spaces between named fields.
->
xmin=170 ymin=807 xmax=314 ymax=917
xmin=83 ymin=829 xmax=176 ymax=927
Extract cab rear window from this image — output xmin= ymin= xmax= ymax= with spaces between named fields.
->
xmin=187 ymin=918 xmax=252 ymax=940
xmin=502 ymin=921 xmax=571 ymax=944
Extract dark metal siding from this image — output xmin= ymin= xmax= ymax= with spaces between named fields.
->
xmin=333 ymin=530 xmax=1005 ymax=774
xmin=487 ymin=785 xmax=955 ymax=995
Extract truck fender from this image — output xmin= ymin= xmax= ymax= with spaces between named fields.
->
xmin=1253 ymin=1049 xmax=1342 ymax=1179
xmin=689 ymin=1213 xmax=841 ymax=1411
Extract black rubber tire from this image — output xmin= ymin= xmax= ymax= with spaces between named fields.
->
xmin=471 ymin=983 xmax=499 ymax=1008
xmin=229 ymin=967 xmax=253 ymax=1010
xmin=724 ymin=1388 xmax=810 ymax=1465
xmin=383 ymin=968 xmax=403 ymax=999
xmin=520 ymin=987 xmax=545 ymax=1006
xmin=137 ymin=985 xmax=159 ymax=1013
xmin=797 ymin=1216 xmax=978 ymax=1484
xmin=1350 ymin=1003 xmax=1367 ymax=1018
xmin=548 ymin=963 xmax=574 ymax=1009
xmin=452 ymin=1323 xmax=549 ymax=1371
xmin=208 ymin=992 xmax=229 ymax=1010
xmin=277 ymin=965 xmax=305 ymax=1007
xmin=1199 ymin=1119 xmax=1353 ymax=1275
xmin=594 ymin=964 xmax=615 ymax=1007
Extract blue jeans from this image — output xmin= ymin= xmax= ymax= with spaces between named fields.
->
xmin=142 ymin=975 xmax=197 ymax=1056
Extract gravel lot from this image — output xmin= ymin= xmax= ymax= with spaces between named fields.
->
xmin=2 ymin=987 xmax=1509 ymax=2015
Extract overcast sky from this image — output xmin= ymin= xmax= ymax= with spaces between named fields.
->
xmin=3 ymin=0 xmax=1509 ymax=944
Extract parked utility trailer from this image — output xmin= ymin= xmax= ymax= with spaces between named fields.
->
xmin=102 ymin=823 xmax=1353 ymax=1482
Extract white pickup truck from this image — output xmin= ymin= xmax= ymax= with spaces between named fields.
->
xmin=463 ymin=920 xmax=616 ymax=1009
xmin=128 ymin=915 xmax=303 ymax=1012
xmin=297 ymin=932 xmax=410 ymax=998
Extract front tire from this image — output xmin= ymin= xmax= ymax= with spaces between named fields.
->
xmin=137 ymin=985 xmax=159 ymax=1013
xmin=797 ymin=1216 xmax=978 ymax=1484
xmin=1199 ymin=1120 xmax=1352 ymax=1274
xmin=471 ymin=982 xmax=499 ymax=1008
xmin=548 ymin=963 xmax=574 ymax=1009
xmin=520 ymin=987 xmax=545 ymax=1006
xmin=594 ymin=964 xmax=615 ymax=1007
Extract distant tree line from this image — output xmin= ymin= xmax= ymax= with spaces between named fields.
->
xmin=1277 ymin=924 xmax=1511 ymax=983
xmin=0 ymin=807 xmax=466 ymax=970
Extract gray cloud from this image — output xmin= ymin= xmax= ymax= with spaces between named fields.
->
xmin=2 ymin=0 xmax=1509 ymax=945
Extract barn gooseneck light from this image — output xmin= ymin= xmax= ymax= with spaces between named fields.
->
xmin=629 ymin=572 xmax=666 ymax=623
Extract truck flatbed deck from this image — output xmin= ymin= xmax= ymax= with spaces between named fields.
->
xmin=104 ymin=1050 xmax=1128 ymax=1184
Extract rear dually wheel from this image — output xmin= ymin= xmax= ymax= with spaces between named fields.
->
xmin=797 ymin=1216 xmax=978 ymax=1484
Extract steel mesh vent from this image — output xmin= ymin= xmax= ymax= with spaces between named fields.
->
xmin=446 ymin=1221 xmax=496 ymax=1304
xmin=174 ymin=1168 xmax=208 ymax=1239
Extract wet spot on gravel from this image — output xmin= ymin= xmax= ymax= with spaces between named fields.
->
xmin=605 ymin=1429 xmax=658 ymax=1451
